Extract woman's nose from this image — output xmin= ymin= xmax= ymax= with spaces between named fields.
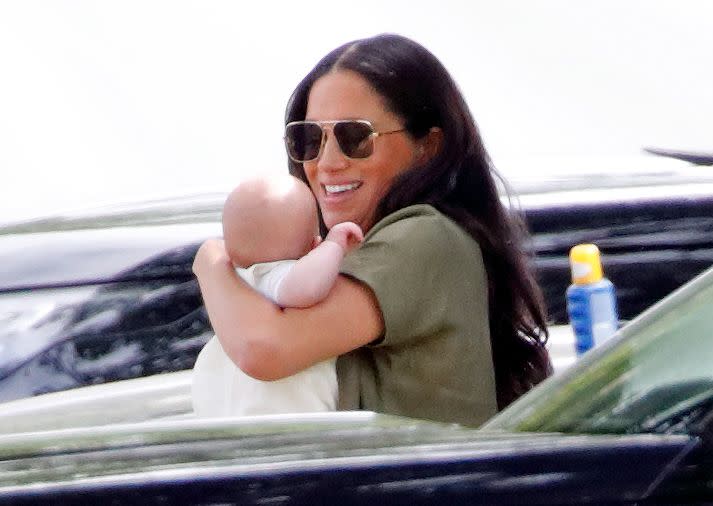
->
xmin=317 ymin=132 xmax=348 ymax=171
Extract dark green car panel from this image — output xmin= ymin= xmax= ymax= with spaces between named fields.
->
xmin=485 ymin=266 xmax=713 ymax=436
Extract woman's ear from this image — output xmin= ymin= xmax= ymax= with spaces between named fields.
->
xmin=418 ymin=127 xmax=443 ymax=163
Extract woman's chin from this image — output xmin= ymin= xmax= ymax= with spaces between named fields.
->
xmin=324 ymin=218 xmax=342 ymax=230
xmin=324 ymin=215 xmax=364 ymax=231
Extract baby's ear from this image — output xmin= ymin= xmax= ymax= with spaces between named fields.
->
xmin=311 ymin=235 xmax=322 ymax=250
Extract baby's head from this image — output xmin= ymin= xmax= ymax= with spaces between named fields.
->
xmin=222 ymin=175 xmax=319 ymax=268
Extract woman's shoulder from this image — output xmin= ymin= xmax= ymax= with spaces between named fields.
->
xmin=367 ymin=204 xmax=477 ymax=250
xmin=369 ymin=203 xmax=442 ymax=230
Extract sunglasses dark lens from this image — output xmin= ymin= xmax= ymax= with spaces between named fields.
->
xmin=334 ymin=121 xmax=374 ymax=158
xmin=285 ymin=123 xmax=323 ymax=162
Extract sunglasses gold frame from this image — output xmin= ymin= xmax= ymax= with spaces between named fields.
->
xmin=284 ymin=119 xmax=406 ymax=163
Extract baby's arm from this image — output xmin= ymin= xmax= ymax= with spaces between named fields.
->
xmin=276 ymin=222 xmax=363 ymax=308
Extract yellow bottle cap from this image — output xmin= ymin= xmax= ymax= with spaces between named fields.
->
xmin=569 ymin=243 xmax=604 ymax=284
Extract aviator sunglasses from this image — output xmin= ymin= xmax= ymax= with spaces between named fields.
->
xmin=284 ymin=120 xmax=406 ymax=163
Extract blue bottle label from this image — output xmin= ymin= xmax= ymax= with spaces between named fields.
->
xmin=589 ymin=290 xmax=618 ymax=346
xmin=566 ymin=280 xmax=618 ymax=355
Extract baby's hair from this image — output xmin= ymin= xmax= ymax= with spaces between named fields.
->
xmin=222 ymin=175 xmax=318 ymax=268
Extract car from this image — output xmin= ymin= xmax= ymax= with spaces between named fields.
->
xmin=1 ymin=157 xmax=712 ymax=402
xmin=0 ymin=195 xmax=221 ymax=402
xmin=511 ymin=154 xmax=713 ymax=324
xmin=0 ymin=260 xmax=712 ymax=504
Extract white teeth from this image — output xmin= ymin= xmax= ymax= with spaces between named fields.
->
xmin=325 ymin=183 xmax=360 ymax=194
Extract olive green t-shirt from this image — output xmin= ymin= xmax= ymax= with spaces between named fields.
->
xmin=337 ymin=204 xmax=497 ymax=427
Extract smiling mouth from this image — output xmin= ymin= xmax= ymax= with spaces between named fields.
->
xmin=323 ymin=182 xmax=362 ymax=195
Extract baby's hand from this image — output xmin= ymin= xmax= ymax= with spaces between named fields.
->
xmin=324 ymin=222 xmax=364 ymax=254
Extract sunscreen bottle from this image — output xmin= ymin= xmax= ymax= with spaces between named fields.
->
xmin=566 ymin=244 xmax=619 ymax=355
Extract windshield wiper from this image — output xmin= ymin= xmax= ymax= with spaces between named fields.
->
xmin=644 ymin=147 xmax=713 ymax=166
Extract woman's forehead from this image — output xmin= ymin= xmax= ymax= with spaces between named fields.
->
xmin=305 ymin=70 xmax=395 ymax=124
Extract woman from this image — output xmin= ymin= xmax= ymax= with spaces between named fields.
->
xmin=193 ymin=33 xmax=551 ymax=426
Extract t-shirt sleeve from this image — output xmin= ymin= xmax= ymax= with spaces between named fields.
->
xmin=339 ymin=206 xmax=485 ymax=347
xmin=249 ymin=260 xmax=296 ymax=304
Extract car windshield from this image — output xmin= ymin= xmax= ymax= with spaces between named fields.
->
xmin=483 ymin=266 xmax=713 ymax=436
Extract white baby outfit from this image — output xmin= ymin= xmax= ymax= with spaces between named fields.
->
xmin=191 ymin=260 xmax=338 ymax=417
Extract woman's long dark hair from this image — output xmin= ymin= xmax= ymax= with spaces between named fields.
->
xmin=285 ymin=33 xmax=552 ymax=409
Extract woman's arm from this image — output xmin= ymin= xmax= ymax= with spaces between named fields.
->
xmin=276 ymin=222 xmax=363 ymax=308
xmin=193 ymin=238 xmax=382 ymax=381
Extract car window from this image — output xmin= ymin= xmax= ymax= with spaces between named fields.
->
xmin=483 ymin=266 xmax=713 ymax=435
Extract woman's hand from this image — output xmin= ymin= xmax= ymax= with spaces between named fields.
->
xmin=192 ymin=238 xmax=231 ymax=278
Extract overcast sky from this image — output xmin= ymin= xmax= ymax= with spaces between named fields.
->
xmin=1 ymin=1 xmax=711 ymax=222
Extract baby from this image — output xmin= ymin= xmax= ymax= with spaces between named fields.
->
xmin=192 ymin=174 xmax=363 ymax=417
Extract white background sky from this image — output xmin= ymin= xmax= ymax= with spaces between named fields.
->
xmin=1 ymin=1 xmax=711 ymax=222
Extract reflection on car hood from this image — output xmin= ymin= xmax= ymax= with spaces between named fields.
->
xmin=0 ymin=194 xmax=224 ymax=290
xmin=0 ymin=222 xmax=220 ymax=290
xmin=0 ymin=193 xmax=226 ymax=233
xmin=498 ymin=155 xmax=713 ymax=195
